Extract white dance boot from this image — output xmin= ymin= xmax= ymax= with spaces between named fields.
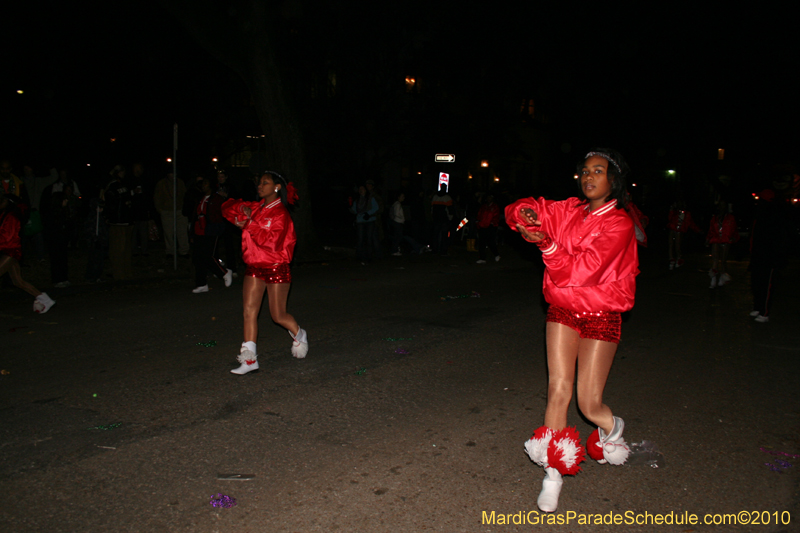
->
xmin=538 ymin=467 xmax=563 ymax=513
xmin=587 ymin=416 xmax=630 ymax=465
xmin=291 ymin=328 xmax=308 ymax=359
xmin=231 ymin=342 xmax=259 ymax=375
xmin=524 ymin=426 xmax=585 ymax=513
xmin=34 ymin=293 xmax=56 ymax=314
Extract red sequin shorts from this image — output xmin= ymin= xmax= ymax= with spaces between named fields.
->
xmin=0 ymin=248 xmax=22 ymax=260
xmin=245 ymin=263 xmax=291 ymax=284
xmin=546 ymin=305 xmax=621 ymax=344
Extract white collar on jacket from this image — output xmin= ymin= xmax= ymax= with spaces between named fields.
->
xmin=585 ymin=199 xmax=617 ymax=217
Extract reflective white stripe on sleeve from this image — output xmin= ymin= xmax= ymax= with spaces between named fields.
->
xmin=541 ymin=242 xmax=557 ymax=255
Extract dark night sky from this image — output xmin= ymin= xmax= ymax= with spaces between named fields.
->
xmin=4 ymin=2 xmax=799 ymax=189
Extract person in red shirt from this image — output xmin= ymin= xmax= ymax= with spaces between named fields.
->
xmin=190 ymin=177 xmax=232 ymax=293
xmin=475 ymin=194 xmax=501 ymax=263
xmin=221 ymin=172 xmax=307 ymax=375
xmin=505 ymin=148 xmax=639 ymax=513
xmin=0 ymin=192 xmax=55 ymax=313
xmin=666 ymin=200 xmax=701 ymax=269
xmin=706 ymin=201 xmax=739 ymax=288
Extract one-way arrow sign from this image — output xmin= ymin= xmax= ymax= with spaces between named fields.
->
xmin=435 ymin=153 xmax=455 ymax=163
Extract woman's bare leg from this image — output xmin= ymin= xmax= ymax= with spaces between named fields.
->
xmin=668 ymin=230 xmax=676 ymax=261
xmin=711 ymin=243 xmax=720 ymax=271
xmin=575 ymin=338 xmax=618 ymax=434
xmin=543 ymin=322 xmax=580 ymax=430
xmin=266 ymin=282 xmax=299 ymax=336
xmin=719 ymin=243 xmax=730 ymax=276
xmin=242 ymin=275 xmax=267 ymax=343
xmin=0 ymin=255 xmax=41 ymax=297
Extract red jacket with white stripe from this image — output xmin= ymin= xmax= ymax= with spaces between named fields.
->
xmin=505 ymin=197 xmax=639 ymax=313
xmin=221 ymin=198 xmax=296 ymax=266
xmin=0 ymin=210 xmax=21 ymax=253
xmin=476 ymin=202 xmax=500 ymax=229
xmin=706 ymin=214 xmax=739 ymax=244
xmin=667 ymin=209 xmax=700 ymax=233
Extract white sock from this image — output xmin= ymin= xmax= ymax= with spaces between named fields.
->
xmin=242 ymin=341 xmax=256 ymax=354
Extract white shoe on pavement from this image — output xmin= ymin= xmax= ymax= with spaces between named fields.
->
xmin=291 ymin=328 xmax=308 ymax=359
xmin=749 ymin=310 xmax=761 ymax=317
xmin=231 ymin=345 xmax=259 ymax=375
xmin=223 ymin=269 xmax=233 ymax=287
xmin=34 ymin=293 xmax=56 ymax=314
xmin=192 ymin=285 xmax=209 ymax=293
xmin=754 ymin=314 xmax=769 ymax=323
xmin=476 ymin=259 xmax=487 ymax=264
xmin=537 ymin=467 xmax=563 ymax=513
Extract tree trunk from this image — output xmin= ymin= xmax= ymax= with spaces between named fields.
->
xmin=165 ymin=0 xmax=320 ymax=260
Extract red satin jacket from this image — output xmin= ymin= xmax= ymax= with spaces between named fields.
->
xmin=0 ymin=210 xmax=21 ymax=254
xmin=221 ymin=198 xmax=296 ymax=266
xmin=476 ymin=202 xmax=500 ymax=229
xmin=667 ymin=209 xmax=700 ymax=233
xmin=706 ymin=214 xmax=739 ymax=244
xmin=505 ymin=197 xmax=639 ymax=313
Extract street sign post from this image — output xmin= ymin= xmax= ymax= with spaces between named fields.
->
xmin=435 ymin=153 xmax=455 ymax=163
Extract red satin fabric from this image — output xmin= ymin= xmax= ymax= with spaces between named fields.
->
xmin=221 ymin=198 xmax=296 ymax=266
xmin=505 ymin=197 xmax=638 ymax=313
xmin=706 ymin=214 xmax=739 ymax=244
xmin=667 ymin=209 xmax=700 ymax=233
xmin=476 ymin=202 xmax=500 ymax=228
xmin=0 ymin=211 xmax=21 ymax=258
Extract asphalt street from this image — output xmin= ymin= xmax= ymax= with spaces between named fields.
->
xmin=1 ymin=240 xmax=798 ymax=532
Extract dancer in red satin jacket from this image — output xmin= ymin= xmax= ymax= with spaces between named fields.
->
xmin=706 ymin=201 xmax=739 ymax=288
xmin=0 ymin=192 xmax=55 ymax=313
xmin=666 ymin=200 xmax=701 ymax=269
xmin=505 ymin=148 xmax=638 ymax=513
xmin=221 ymin=171 xmax=307 ymax=375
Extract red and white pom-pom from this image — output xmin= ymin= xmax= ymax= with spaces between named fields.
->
xmin=236 ymin=349 xmax=257 ymax=366
xmin=547 ymin=427 xmax=586 ymax=476
xmin=285 ymin=182 xmax=300 ymax=205
xmin=524 ymin=426 xmax=553 ymax=467
xmin=586 ymin=429 xmax=605 ymax=461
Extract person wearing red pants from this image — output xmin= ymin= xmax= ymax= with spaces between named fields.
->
xmin=505 ymin=148 xmax=639 ymax=512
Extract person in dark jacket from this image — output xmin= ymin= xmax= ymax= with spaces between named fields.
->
xmin=191 ymin=177 xmax=232 ymax=293
xmin=748 ymin=189 xmax=791 ymax=322
xmin=104 ymin=165 xmax=135 ymax=280
xmin=215 ymin=169 xmax=240 ymax=273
